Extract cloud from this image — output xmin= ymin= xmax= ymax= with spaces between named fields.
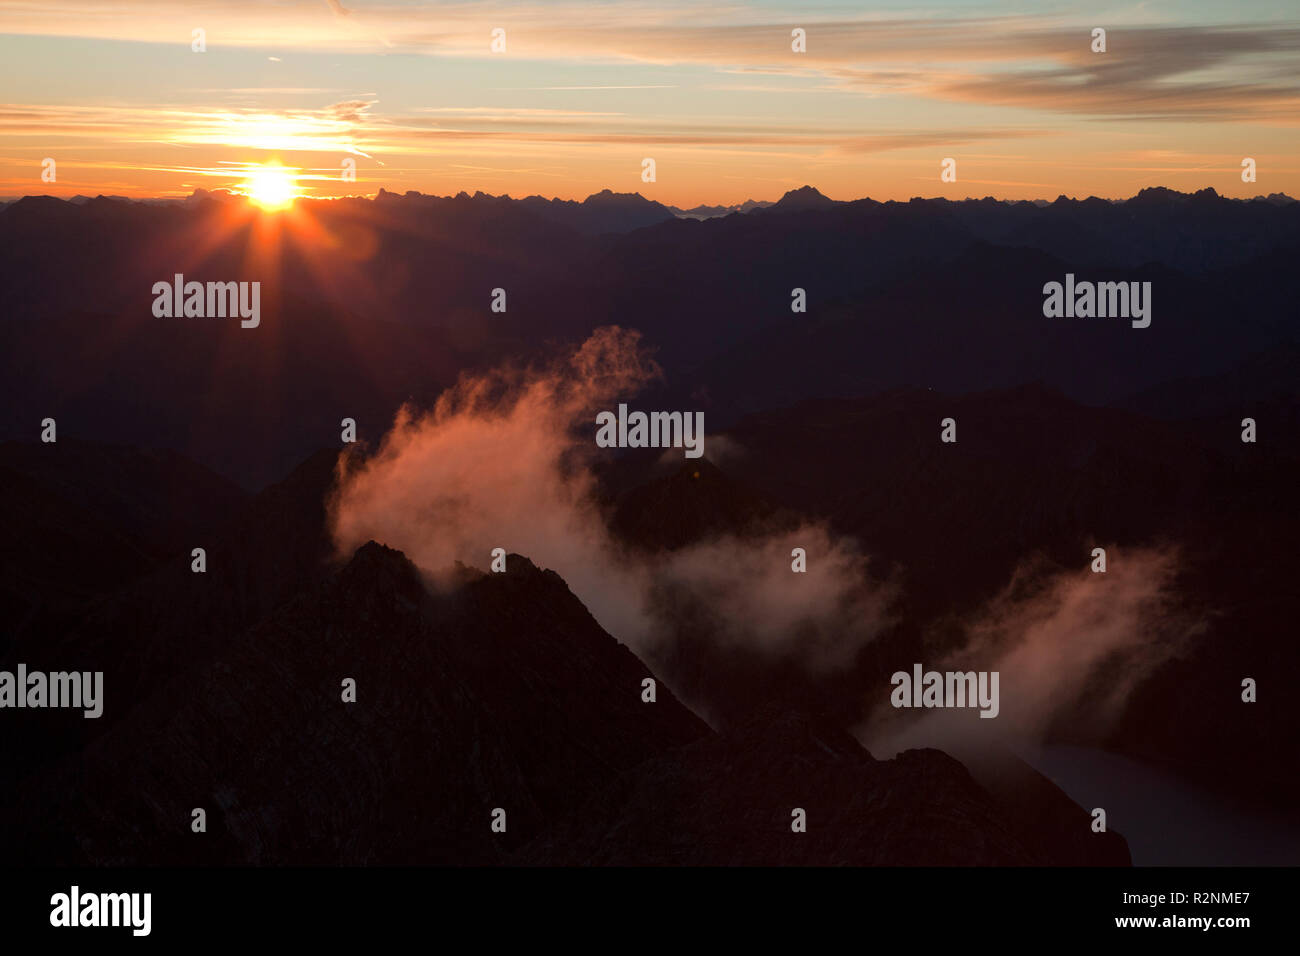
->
xmin=326 ymin=98 xmax=377 ymax=124
xmin=642 ymin=526 xmax=894 ymax=670
xmin=0 ymin=101 xmax=380 ymax=154
xmin=328 ymin=327 xmax=892 ymax=670
xmin=0 ymin=98 xmax=1035 ymax=164
xmin=1 ymin=5 xmax=1297 ymax=120
xmin=863 ymin=546 xmax=1201 ymax=755
xmin=929 ymin=25 xmax=1300 ymax=121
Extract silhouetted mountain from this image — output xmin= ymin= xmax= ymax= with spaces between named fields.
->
xmin=586 ymin=378 xmax=1299 ymax=817
xmin=2 ymin=185 xmax=1296 ymax=863
xmin=673 ymin=236 xmax=1287 ymax=421
xmin=0 ymin=445 xmax=349 ymax=782
xmin=0 ymin=440 xmax=247 ymax=651
xmin=1122 ymin=342 xmax=1300 ymax=445
xmin=0 ymin=483 xmax=1127 ymax=865
xmin=516 ymin=188 xmax=676 ymax=234
xmin=3 ymin=185 xmax=1297 ymax=489
xmin=609 ymin=458 xmax=789 ymax=551
xmin=670 ymin=199 xmax=774 ymax=219
xmin=519 ymin=710 xmax=1129 ymax=865
xmin=0 ymin=540 xmax=709 ymax=864
xmin=0 ymin=293 xmax=466 ymax=488
xmin=693 ymin=385 xmax=1299 ymax=808
xmin=764 ymin=184 xmax=838 ymax=213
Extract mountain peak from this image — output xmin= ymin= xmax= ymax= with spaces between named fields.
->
xmin=583 ymin=188 xmax=655 ymax=206
xmin=1130 ymin=185 xmax=1187 ymax=205
xmin=338 ymin=540 xmax=428 ymax=609
xmin=770 ymin=185 xmax=834 ymax=211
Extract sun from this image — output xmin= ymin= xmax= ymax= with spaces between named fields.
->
xmin=240 ymin=162 xmax=301 ymax=211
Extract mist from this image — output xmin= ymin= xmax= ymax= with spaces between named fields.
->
xmin=862 ymin=546 xmax=1198 ymax=757
xmin=329 ymin=326 xmax=893 ymax=667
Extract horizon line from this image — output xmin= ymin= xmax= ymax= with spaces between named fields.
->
xmin=2 ymin=183 xmax=1295 ymax=210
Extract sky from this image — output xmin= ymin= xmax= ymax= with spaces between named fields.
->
xmin=1 ymin=0 xmax=1298 ymax=205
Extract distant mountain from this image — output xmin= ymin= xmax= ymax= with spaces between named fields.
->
xmin=359 ymin=186 xmax=676 ymax=235
xmin=0 ymin=292 xmax=468 ymax=489
xmin=0 ymin=180 xmax=1294 ymax=865
xmin=669 ymin=198 xmax=773 ymax=219
xmin=763 ymin=184 xmax=838 ymax=213
xmin=1122 ymin=341 xmax=1300 ymax=439
xmin=2 ymin=184 xmax=1297 ymax=479
xmin=609 ymin=457 xmax=790 ymax=551
xmin=0 ymin=439 xmax=247 ymax=651
xmin=516 ymin=188 xmax=676 ymax=234
xmin=665 ymin=235 xmax=1291 ymax=419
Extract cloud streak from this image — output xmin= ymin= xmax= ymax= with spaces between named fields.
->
xmin=3 ymin=4 xmax=1297 ymax=201
xmin=2 ymin=5 xmax=1297 ymax=120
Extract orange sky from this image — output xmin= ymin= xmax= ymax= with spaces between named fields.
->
xmin=2 ymin=1 xmax=1298 ymax=204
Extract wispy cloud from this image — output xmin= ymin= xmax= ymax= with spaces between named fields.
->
xmin=0 ymin=99 xmax=1040 ymax=158
xmin=0 ymin=100 xmax=379 ymax=153
xmin=4 ymin=0 xmax=1298 ymax=127
xmin=2 ymin=3 xmax=1297 ymax=202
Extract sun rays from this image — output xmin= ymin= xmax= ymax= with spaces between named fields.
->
xmin=237 ymin=161 xmax=303 ymax=211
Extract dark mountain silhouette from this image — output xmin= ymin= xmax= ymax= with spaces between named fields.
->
xmin=3 ymin=186 xmax=1296 ymax=487
xmin=668 ymin=199 xmax=773 ymax=219
xmin=608 ymin=457 xmax=790 ymax=552
xmin=671 ymin=238 xmax=1285 ymax=422
xmin=0 ymin=445 xmax=347 ymax=783
xmin=1122 ymin=342 xmax=1300 ymax=446
xmin=686 ymin=386 xmax=1298 ymax=808
xmin=517 ymin=188 xmax=676 ymax=234
xmin=578 ymin=380 xmax=1300 ymax=819
xmin=0 ymin=439 xmax=247 ymax=653
xmin=1 ymin=534 xmax=711 ymax=864
xmin=519 ymin=710 xmax=1129 ymax=865
xmin=0 ymin=463 xmax=1124 ymax=864
xmin=0 ymin=294 xmax=466 ymax=489
xmin=1 ymin=184 xmax=1295 ymax=864
xmin=763 ymin=184 xmax=839 ymax=213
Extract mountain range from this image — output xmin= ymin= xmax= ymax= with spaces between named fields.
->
xmin=0 ymin=438 xmax=1129 ymax=865
xmin=2 ymin=185 xmax=1296 ymax=488
xmin=1 ymin=182 xmax=1296 ymax=865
